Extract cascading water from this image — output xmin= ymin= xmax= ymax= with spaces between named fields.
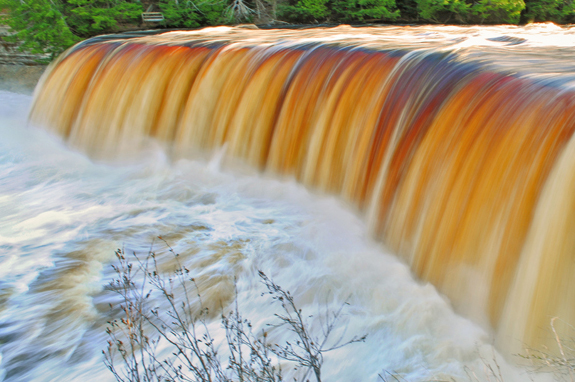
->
xmin=0 ymin=89 xmax=518 ymax=382
xmin=2 ymin=23 xmax=575 ymax=381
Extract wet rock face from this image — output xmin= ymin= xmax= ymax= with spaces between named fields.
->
xmin=0 ymin=26 xmax=48 ymax=94
xmin=0 ymin=64 xmax=45 ymax=94
xmin=0 ymin=26 xmax=48 ymax=65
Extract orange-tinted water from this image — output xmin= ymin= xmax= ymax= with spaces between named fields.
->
xmin=30 ymin=24 xmax=575 ymax=355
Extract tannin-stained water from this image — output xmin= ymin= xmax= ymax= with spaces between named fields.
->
xmin=29 ymin=23 xmax=575 ymax=357
xmin=4 ymin=23 xmax=575 ymax=381
xmin=0 ymin=90 xmax=535 ymax=382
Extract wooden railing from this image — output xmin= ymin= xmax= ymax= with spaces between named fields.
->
xmin=141 ymin=12 xmax=164 ymax=22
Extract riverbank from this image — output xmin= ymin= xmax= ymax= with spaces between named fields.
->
xmin=0 ymin=24 xmax=47 ymax=94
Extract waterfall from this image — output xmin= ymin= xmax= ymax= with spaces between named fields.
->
xmin=29 ymin=24 xmax=575 ymax=355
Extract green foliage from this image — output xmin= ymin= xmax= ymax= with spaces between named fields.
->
xmin=279 ymin=0 xmax=399 ymax=23
xmin=395 ymin=0 xmax=419 ymax=20
xmin=0 ymin=0 xmax=79 ymax=58
xmin=197 ymin=0 xmax=227 ymax=23
xmin=416 ymin=0 xmax=470 ymax=23
xmin=294 ymin=0 xmax=329 ymax=19
xmin=415 ymin=0 xmax=525 ymax=23
xmin=0 ymin=0 xmax=141 ymax=59
xmin=471 ymin=0 xmax=525 ymax=23
xmin=65 ymin=0 xmax=143 ymax=37
xmin=521 ymin=0 xmax=575 ymax=23
xmin=159 ymin=0 xmax=225 ymax=27
xmin=332 ymin=0 xmax=400 ymax=21
xmin=159 ymin=0 xmax=202 ymax=27
xmin=277 ymin=0 xmax=329 ymax=22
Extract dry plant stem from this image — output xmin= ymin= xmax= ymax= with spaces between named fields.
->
xmin=517 ymin=317 xmax=575 ymax=382
xmin=103 ymin=240 xmax=366 ymax=382
xmin=551 ymin=317 xmax=575 ymax=382
xmin=259 ymin=271 xmax=366 ymax=382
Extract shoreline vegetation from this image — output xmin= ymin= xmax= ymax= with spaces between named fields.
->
xmin=0 ymin=0 xmax=574 ymax=61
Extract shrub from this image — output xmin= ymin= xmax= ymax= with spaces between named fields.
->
xmin=277 ymin=0 xmax=330 ymax=23
xmin=332 ymin=0 xmax=400 ymax=22
xmin=159 ymin=0 xmax=227 ymax=28
xmin=520 ymin=0 xmax=575 ymax=23
xmin=64 ymin=0 xmax=143 ymax=37
xmin=470 ymin=0 xmax=524 ymax=24
xmin=0 ymin=0 xmax=79 ymax=58
xmin=415 ymin=0 xmax=470 ymax=23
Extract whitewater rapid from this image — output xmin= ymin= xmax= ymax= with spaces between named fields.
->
xmin=0 ymin=90 xmax=547 ymax=382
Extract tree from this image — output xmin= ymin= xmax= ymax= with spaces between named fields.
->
xmin=0 ymin=0 xmax=79 ymax=59
xmin=277 ymin=0 xmax=330 ymax=23
xmin=415 ymin=0 xmax=470 ymax=23
xmin=64 ymin=0 xmax=143 ymax=37
xmin=520 ymin=0 xmax=575 ymax=23
xmin=159 ymin=0 xmax=226 ymax=28
xmin=0 ymin=0 xmax=142 ymax=59
xmin=471 ymin=0 xmax=525 ymax=23
xmin=332 ymin=0 xmax=400 ymax=22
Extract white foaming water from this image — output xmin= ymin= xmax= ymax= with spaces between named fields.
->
xmin=0 ymin=90 xmax=548 ymax=382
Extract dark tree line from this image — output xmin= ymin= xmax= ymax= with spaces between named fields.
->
xmin=0 ymin=0 xmax=573 ymax=59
